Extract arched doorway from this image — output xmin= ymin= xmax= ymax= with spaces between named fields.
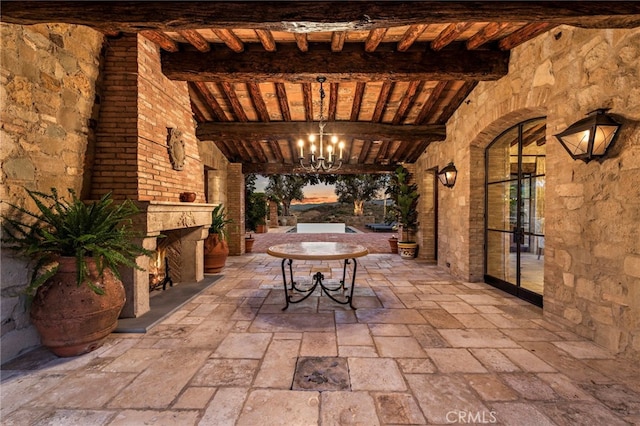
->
xmin=484 ymin=117 xmax=546 ymax=306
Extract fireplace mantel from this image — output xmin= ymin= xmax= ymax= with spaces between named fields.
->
xmin=120 ymin=201 xmax=218 ymax=318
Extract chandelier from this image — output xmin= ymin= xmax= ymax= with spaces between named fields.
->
xmin=298 ymin=76 xmax=345 ymax=172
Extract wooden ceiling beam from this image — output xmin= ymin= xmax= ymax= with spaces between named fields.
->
xmin=415 ymin=81 xmax=448 ymax=125
xmin=350 ymin=82 xmax=366 ymax=121
xmin=197 ymin=122 xmax=446 ymax=143
xmin=302 ymin=83 xmax=313 ymax=121
xmin=294 ymin=33 xmax=309 ymax=52
xmin=372 ymin=81 xmax=393 ymax=123
xmin=5 ymin=2 xmax=640 ymax=31
xmin=499 ymin=23 xmax=558 ymax=50
xmin=466 ymin=22 xmax=512 ymax=50
xmin=212 ymin=29 xmax=244 ymax=52
xmin=364 ymin=28 xmax=387 ymax=52
xmin=431 ymin=22 xmax=473 ymax=51
xmin=392 ymin=80 xmax=423 ymax=125
xmin=397 ymin=24 xmax=428 ymax=52
xmin=161 ymin=46 xmax=510 ymax=82
xmin=139 ymin=30 xmax=178 ymax=52
xmin=267 ymin=139 xmax=285 ymax=163
xmin=191 ymin=82 xmax=228 ymax=121
xmin=274 ymin=82 xmax=291 ymax=121
xmin=328 ymin=83 xmax=338 ymax=121
xmin=255 ymin=29 xmax=277 ymax=52
xmin=243 ymin=162 xmax=398 ymax=175
xmin=218 ymin=82 xmax=248 ymax=122
xmin=178 ymin=29 xmax=210 ymax=52
xmin=437 ymin=81 xmax=478 ymax=123
xmin=331 ymin=31 xmax=346 ymax=52
xmin=358 ymin=140 xmax=373 ymax=164
xmin=247 ymin=82 xmax=270 ymax=122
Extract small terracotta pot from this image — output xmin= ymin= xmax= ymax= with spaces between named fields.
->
xmin=204 ymin=234 xmax=229 ymax=273
xmin=245 ymin=237 xmax=255 ymax=253
xmin=180 ymin=192 xmax=196 ymax=202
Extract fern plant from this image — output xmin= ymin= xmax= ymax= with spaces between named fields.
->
xmin=2 ymin=188 xmax=153 ymax=297
xmin=386 ymin=166 xmax=420 ymax=242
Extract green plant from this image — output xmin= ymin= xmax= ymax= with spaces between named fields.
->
xmin=2 ymin=188 xmax=153 ymax=297
xmin=210 ymin=203 xmax=233 ymax=240
xmin=386 ymin=166 xmax=420 ymax=242
xmin=245 ymin=192 xmax=267 ymax=232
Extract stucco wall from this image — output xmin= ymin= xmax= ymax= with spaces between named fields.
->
xmin=1 ymin=23 xmax=105 ymax=361
xmin=418 ymin=25 xmax=639 ymax=358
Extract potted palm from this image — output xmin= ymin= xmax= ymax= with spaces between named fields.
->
xmin=386 ymin=166 xmax=420 ymax=258
xmin=204 ymin=204 xmax=232 ymax=273
xmin=1 ymin=188 xmax=152 ymax=357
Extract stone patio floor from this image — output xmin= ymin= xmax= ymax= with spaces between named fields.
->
xmin=2 ymin=251 xmax=639 ymax=425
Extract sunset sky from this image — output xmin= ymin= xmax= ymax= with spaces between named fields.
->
xmin=255 ymin=176 xmax=338 ymax=204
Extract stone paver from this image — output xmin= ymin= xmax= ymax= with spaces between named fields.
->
xmin=2 ymin=252 xmax=638 ymax=425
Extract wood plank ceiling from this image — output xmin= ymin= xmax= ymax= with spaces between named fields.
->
xmin=3 ymin=2 xmax=640 ymax=174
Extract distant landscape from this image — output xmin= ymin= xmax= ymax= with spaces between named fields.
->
xmin=291 ymin=199 xmax=391 ymax=224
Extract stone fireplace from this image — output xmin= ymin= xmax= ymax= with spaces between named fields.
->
xmin=119 ymin=201 xmax=215 ymax=318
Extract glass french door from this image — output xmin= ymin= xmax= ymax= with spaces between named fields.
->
xmin=485 ymin=117 xmax=546 ymax=306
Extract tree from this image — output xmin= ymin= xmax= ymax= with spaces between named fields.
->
xmin=334 ymin=174 xmax=388 ymax=216
xmin=265 ymin=175 xmax=306 ymax=217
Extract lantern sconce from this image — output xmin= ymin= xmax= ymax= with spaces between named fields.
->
xmin=554 ymin=108 xmax=622 ymax=163
xmin=437 ymin=162 xmax=457 ymax=188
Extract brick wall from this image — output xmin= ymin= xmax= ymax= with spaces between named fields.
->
xmin=92 ymin=34 xmax=205 ymax=202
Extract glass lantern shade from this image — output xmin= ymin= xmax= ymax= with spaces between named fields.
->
xmin=554 ymin=109 xmax=622 ymax=162
xmin=437 ymin=162 xmax=457 ymax=188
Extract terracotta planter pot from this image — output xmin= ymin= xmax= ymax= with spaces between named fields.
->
xmin=397 ymin=242 xmax=418 ymax=259
xmin=245 ymin=237 xmax=255 ymax=253
xmin=204 ymin=234 xmax=229 ymax=273
xmin=256 ymin=224 xmax=267 ymax=233
xmin=29 ymin=257 xmax=126 ymax=357
xmin=388 ymin=237 xmax=398 ymax=254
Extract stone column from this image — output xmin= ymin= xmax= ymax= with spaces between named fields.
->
xmin=269 ymin=200 xmax=279 ymax=227
xmin=179 ymin=226 xmax=208 ymax=283
xmin=119 ymin=234 xmax=158 ymax=318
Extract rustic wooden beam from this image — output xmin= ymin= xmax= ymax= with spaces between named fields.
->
xmin=350 ymin=82 xmax=366 ymax=121
xmin=274 ymin=82 xmax=291 ymax=121
xmin=139 ymin=30 xmax=178 ymax=52
xmin=294 ymin=33 xmax=309 ymax=52
xmin=218 ymin=82 xmax=248 ymax=122
xmin=255 ymin=29 xmax=277 ymax=52
xmin=247 ymin=83 xmax=270 ymax=122
xmin=328 ymin=83 xmax=338 ymax=121
xmin=4 ymin=2 xmax=640 ymax=31
xmin=242 ymin=162 xmax=398 ymax=175
xmin=415 ymin=81 xmax=447 ymax=125
xmin=364 ymin=28 xmax=387 ymax=52
xmin=437 ymin=81 xmax=478 ymax=123
xmin=372 ymin=81 xmax=393 ymax=123
xmin=499 ymin=23 xmax=558 ymax=50
xmin=358 ymin=140 xmax=373 ymax=164
xmin=331 ymin=31 xmax=346 ymax=52
xmin=431 ymin=22 xmax=473 ymax=51
xmin=178 ymin=29 xmax=210 ymax=52
xmin=192 ymin=82 xmax=228 ymax=121
xmin=190 ymin=99 xmax=207 ymax=123
xmin=197 ymin=122 xmax=446 ymax=143
xmin=407 ymin=140 xmax=432 ymax=163
xmin=392 ymin=81 xmax=423 ymax=125
xmin=161 ymin=45 xmax=510 ymax=82
xmin=212 ymin=29 xmax=244 ymax=52
xmin=302 ymin=83 xmax=313 ymax=121
xmin=267 ymin=139 xmax=285 ymax=163
xmin=397 ymin=24 xmax=428 ymax=52
xmin=466 ymin=22 xmax=512 ymax=50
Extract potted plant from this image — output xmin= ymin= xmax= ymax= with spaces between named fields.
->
xmin=386 ymin=165 xmax=420 ymax=258
xmin=204 ymin=203 xmax=232 ymax=273
xmin=1 ymin=188 xmax=152 ymax=357
xmin=388 ymin=234 xmax=398 ymax=254
xmin=246 ymin=192 xmax=268 ymax=233
xmin=245 ymin=233 xmax=255 ymax=253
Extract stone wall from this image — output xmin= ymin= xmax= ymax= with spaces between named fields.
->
xmin=418 ymin=26 xmax=639 ymax=358
xmin=0 ymin=23 xmax=105 ymax=361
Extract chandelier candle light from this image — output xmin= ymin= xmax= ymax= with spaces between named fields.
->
xmin=298 ymin=76 xmax=345 ymax=172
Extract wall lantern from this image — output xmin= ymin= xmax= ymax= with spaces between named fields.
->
xmin=437 ymin=162 xmax=457 ymax=188
xmin=554 ymin=108 xmax=622 ymax=163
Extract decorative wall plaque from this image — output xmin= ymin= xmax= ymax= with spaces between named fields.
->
xmin=167 ymin=128 xmax=185 ymax=171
